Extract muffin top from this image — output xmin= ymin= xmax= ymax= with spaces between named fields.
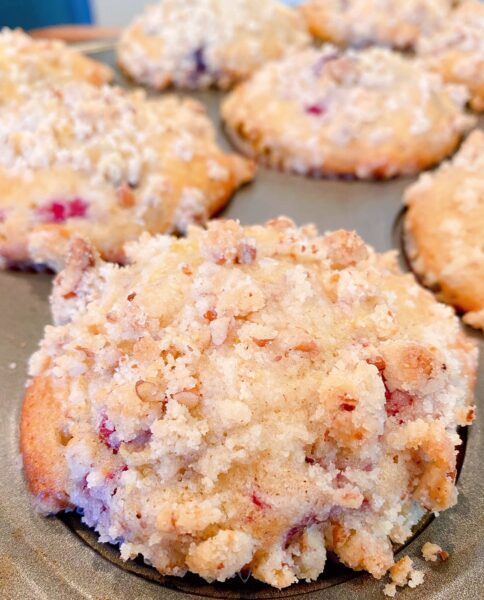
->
xmin=222 ymin=46 xmax=475 ymax=178
xmin=404 ymin=129 xmax=484 ymax=330
xmin=0 ymin=28 xmax=113 ymax=103
xmin=300 ymin=0 xmax=453 ymax=50
xmin=118 ymin=0 xmax=310 ymax=90
xmin=22 ymin=218 xmax=476 ymax=588
xmin=0 ymin=82 xmax=254 ymax=269
xmin=417 ymin=0 xmax=484 ymax=112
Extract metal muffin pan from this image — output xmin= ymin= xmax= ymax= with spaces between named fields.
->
xmin=0 ymin=49 xmax=482 ymax=600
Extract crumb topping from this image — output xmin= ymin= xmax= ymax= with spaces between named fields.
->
xmin=301 ymin=0 xmax=453 ymax=49
xmin=419 ymin=1 xmax=484 ymax=58
xmin=0 ymin=82 xmax=254 ymax=269
xmin=118 ymin=0 xmax=310 ymax=90
xmin=421 ymin=541 xmax=449 ymax=562
xmin=0 ymin=83 xmax=215 ymax=185
xmin=222 ymin=46 xmax=475 ymax=178
xmin=28 ymin=218 xmax=476 ymax=588
xmin=0 ymin=28 xmax=112 ymax=103
xmin=383 ymin=556 xmax=425 ymax=596
xmin=417 ymin=1 xmax=484 ymax=111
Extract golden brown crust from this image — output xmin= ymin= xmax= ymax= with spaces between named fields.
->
xmin=300 ymin=0 xmax=451 ymax=50
xmin=20 ymin=376 xmax=71 ymax=514
xmin=224 ymin=117 xmax=463 ymax=180
xmin=403 ymin=130 xmax=484 ymax=330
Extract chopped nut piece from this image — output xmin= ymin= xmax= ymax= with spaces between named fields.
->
xmin=292 ymin=341 xmax=318 ymax=353
xmin=117 ymin=182 xmax=136 ymax=208
xmin=173 ymin=391 xmax=200 ymax=409
xmin=135 ymin=380 xmax=166 ymax=404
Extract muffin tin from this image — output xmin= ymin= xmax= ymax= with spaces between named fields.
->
xmin=0 ymin=48 xmax=482 ymax=600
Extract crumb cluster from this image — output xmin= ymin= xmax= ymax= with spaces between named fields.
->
xmin=383 ymin=556 xmax=425 ymax=597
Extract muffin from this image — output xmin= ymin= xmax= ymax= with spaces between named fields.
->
xmin=0 ymin=83 xmax=255 ymax=271
xmin=21 ymin=218 xmax=476 ymax=588
xmin=222 ymin=46 xmax=475 ymax=179
xmin=404 ymin=129 xmax=484 ymax=330
xmin=118 ymin=0 xmax=310 ymax=90
xmin=417 ymin=0 xmax=484 ymax=112
xmin=300 ymin=0 xmax=453 ymax=50
xmin=0 ymin=28 xmax=113 ymax=104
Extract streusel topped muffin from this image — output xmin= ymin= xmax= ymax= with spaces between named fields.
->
xmin=21 ymin=218 xmax=476 ymax=589
xmin=0 ymin=83 xmax=255 ymax=271
xmin=0 ymin=28 xmax=113 ymax=104
xmin=222 ymin=46 xmax=475 ymax=179
xmin=118 ymin=0 xmax=310 ymax=90
xmin=417 ymin=0 xmax=484 ymax=112
xmin=300 ymin=0 xmax=453 ymax=50
xmin=404 ymin=130 xmax=484 ymax=330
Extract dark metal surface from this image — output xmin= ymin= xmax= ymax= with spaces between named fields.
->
xmin=0 ymin=49 xmax=482 ymax=600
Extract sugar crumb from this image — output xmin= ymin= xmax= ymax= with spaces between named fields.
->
xmin=383 ymin=556 xmax=425 ymax=596
xmin=422 ymin=542 xmax=449 ymax=562
xmin=383 ymin=583 xmax=397 ymax=597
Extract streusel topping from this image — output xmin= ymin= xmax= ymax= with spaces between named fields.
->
xmin=417 ymin=0 xmax=484 ymax=112
xmin=0 ymin=82 xmax=254 ymax=269
xmin=26 ymin=218 xmax=476 ymax=588
xmin=404 ymin=130 xmax=484 ymax=330
xmin=222 ymin=46 xmax=475 ymax=178
xmin=419 ymin=1 xmax=484 ymax=59
xmin=0 ymin=83 xmax=215 ymax=185
xmin=118 ymin=0 xmax=310 ymax=90
xmin=0 ymin=28 xmax=113 ymax=103
xmin=301 ymin=0 xmax=453 ymax=50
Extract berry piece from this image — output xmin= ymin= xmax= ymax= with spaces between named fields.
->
xmin=37 ymin=198 xmax=88 ymax=223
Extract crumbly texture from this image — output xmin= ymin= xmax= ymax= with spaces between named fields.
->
xmin=404 ymin=130 xmax=484 ymax=331
xmin=421 ymin=542 xmax=449 ymax=562
xmin=221 ymin=46 xmax=475 ymax=179
xmin=0 ymin=28 xmax=113 ymax=104
xmin=383 ymin=556 xmax=425 ymax=596
xmin=300 ymin=0 xmax=453 ymax=50
xmin=418 ymin=1 xmax=484 ymax=112
xmin=21 ymin=218 xmax=476 ymax=589
xmin=118 ymin=0 xmax=310 ymax=90
xmin=0 ymin=83 xmax=254 ymax=271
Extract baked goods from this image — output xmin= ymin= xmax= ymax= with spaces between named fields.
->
xmin=383 ymin=556 xmax=424 ymax=597
xmin=300 ymin=0 xmax=453 ymax=50
xmin=417 ymin=0 xmax=484 ymax=112
xmin=21 ymin=218 xmax=476 ymax=588
xmin=117 ymin=0 xmax=310 ymax=90
xmin=404 ymin=130 xmax=484 ymax=330
xmin=222 ymin=46 xmax=475 ymax=179
xmin=0 ymin=83 xmax=255 ymax=271
xmin=421 ymin=542 xmax=449 ymax=562
xmin=0 ymin=28 xmax=113 ymax=104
